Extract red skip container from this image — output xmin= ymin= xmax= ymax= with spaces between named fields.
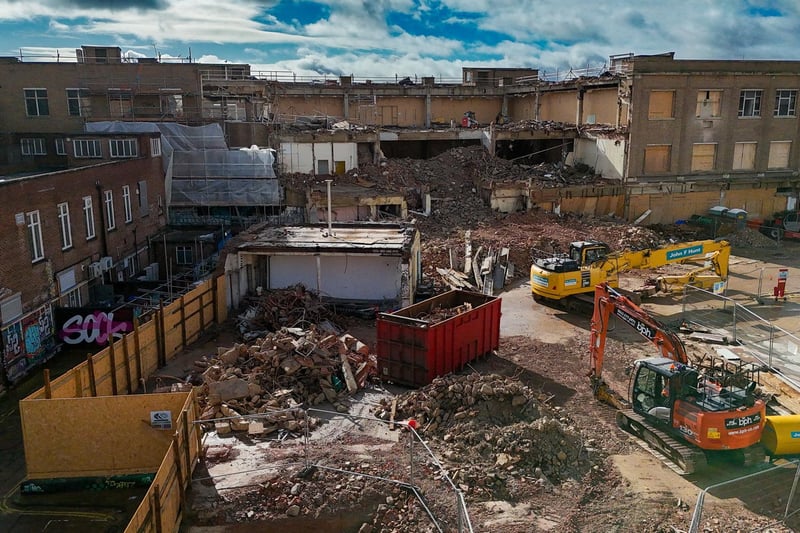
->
xmin=376 ymin=290 xmax=501 ymax=387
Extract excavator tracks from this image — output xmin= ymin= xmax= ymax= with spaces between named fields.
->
xmin=616 ymin=410 xmax=707 ymax=475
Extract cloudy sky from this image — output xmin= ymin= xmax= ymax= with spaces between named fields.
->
xmin=1 ymin=0 xmax=798 ymax=80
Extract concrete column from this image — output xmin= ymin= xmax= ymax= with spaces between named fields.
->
xmin=425 ymin=90 xmax=431 ymax=128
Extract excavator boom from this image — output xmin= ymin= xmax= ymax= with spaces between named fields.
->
xmin=531 ymin=238 xmax=731 ymax=307
xmin=588 ymin=282 xmax=765 ymax=475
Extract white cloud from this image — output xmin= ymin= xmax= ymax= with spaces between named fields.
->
xmin=2 ymin=0 xmax=800 ymax=78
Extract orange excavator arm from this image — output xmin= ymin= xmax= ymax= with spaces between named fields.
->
xmin=589 ymin=283 xmax=688 ymax=382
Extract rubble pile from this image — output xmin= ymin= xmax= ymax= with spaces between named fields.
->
xmin=204 ymin=467 xmax=438 ymax=531
xmin=376 ymin=373 xmax=592 ymax=499
xmin=721 ymin=227 xmax=780 ymax=248
xmin=196 ymin=326 xmax=377 ymax=435
xmin=236 ymin=285 xmax=336 ymax=339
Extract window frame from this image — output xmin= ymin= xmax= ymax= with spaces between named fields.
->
xmin=66 ymin=88 xmax=86 ymax=117
xmin=648 ymin=90 xmax=675 ymax=120
xmin=104 ymin=190 xmax=116 ymax=231
xmin=695 ymin=90 xmax=722 ymax=118
xmin=20 ymin=138 xmax=46 ymax=156
xmin=738 ymin=89 xmax=763 ymax=117
xmin=691 ymin=143 xmax=718 ymax=171
xmin=175 ymin=245 xmax=193 ymax=265
xmin=774 ymin=89 xmax=797 ymax=118
xmin=58 ymin=202 xmax=73 ymax=250
xmin=108 ymin=138 xmax=138 ymax=158
xmin=24 ymin=88 xmax=49 ymax=117
xmin=768 ymin=140 xmax=792 ymax=169
xmin=150 ymin=137 xmax=162 ymax=157
xmin=73 ymin=139 xmax=103 ymax=158
xmin=54 ymin=138 xmax=66 ymax=155
xmin=137 ymin=180 xmax=149 ymax=216
xmin=732 ymin=142 xmax=757 ymax=171
xmin=122 ymin=185 xmax=133 ymax=223
xmin=27 ymin=210 xmax=45 ymax=262
xmin=643 ymin=144 xmax=672 ymax=174
xmin=83 ymin=196 xmax=96 ymax=240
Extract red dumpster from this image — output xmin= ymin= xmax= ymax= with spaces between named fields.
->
xmin=376 ymin=290 xmax=501 ymax=387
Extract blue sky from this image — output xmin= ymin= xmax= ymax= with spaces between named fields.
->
xmin=1 ymin=0 xmax=799 ymax=80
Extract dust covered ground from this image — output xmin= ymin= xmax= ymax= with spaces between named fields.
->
xmin=183 ymin=148 xmax=794 ymax=532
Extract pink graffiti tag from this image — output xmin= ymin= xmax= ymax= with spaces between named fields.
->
xmin=59 ymin=311 xmax=132 ymax=345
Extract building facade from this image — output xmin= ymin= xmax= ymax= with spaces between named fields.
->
xmin=0 ymin=132 xmax=166 ymax=383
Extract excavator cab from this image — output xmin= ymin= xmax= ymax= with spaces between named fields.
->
xmin=569 ymin=241 xmax=611 ymax=267
xmin=631 ymin=358 xmax=682 ymax=421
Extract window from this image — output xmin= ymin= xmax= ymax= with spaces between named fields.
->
xmin=768 ymin=141 xmax=792 ymax=169
xmin=20 ymin=138 xmax=46 ymax=155
xmin=643 ymin=145 xmax=671 ymax=173
xmin=66 ymin=88 xmax=88 ymax=116
xmin=58 ymin=202 xmax=72 ymax=250
xmin=691 ymin=143 xmax=717 ymax=171
xmin=122 ymin=185 xmax=133 ymax=223
xmin=83 ymin=196 xmax=96 ymax=239
xmin=55 ymin=138 xmax=66 ymax=155
xmin=66 ymin=288 xmax=81 ymax=307
xmin=27 ymin=211 xmax=45 ymax=262
xmin=696 ymin=90 xmax=722 ymax=118
xmin=137 ymin=180 xmax=149 ymax=216
xmin=159 ymin=92 xmax=183 ymax=117
xmin=774 ymin=90 xmax=797 ymax=117
xmin=648 ymin=90 xmax=675 ymax=119
xmin=24 ymin=88 xmax=49 ymax=116
xmin=109 ymin=139 xmax=138 ymax=158
xmin=150 ymin=137 xmax=162 ymax=157
xmin=732 ymin=142 xmax=757 ymax=170
xmin=74 ymin=139 xmax=103 ymax=158
xmin=176 ymin=245 xmax=193 ymax=265
xmin=104 ymin=190 xmax=116 ymax=230
xmin=108 ymin=89 xmax=133 ymax=118
xmin=738 ymin=90 xmax=762 ymax=117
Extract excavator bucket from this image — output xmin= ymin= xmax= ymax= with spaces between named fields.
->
xmin=592 ymin=379 xmax=629 ymax=411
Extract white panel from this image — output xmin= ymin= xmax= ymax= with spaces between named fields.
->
xmin=573 ymin=138 xmax=624 ymax=180
xmin=319 ymin=255 xmax=400 ymax=300
xmin=58 ymin=269 xmax=77 ymax=293
xmin=0 ymin=293 xmax=22 ymax=324
xmin=269 ymin=255 xmax=319 ymax=291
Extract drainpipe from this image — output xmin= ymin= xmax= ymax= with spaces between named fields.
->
xmin=325 ymin=179 xmax=333 ymax=234
xmin=95 ymin=181 xmax=108 ymax=257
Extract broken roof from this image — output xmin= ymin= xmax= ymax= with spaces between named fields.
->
xmin=237 ymin=223 xmax=417 ymax=255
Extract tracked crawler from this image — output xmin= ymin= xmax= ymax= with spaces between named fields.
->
xmin=589 ymin=283 xmax=766 ymax=475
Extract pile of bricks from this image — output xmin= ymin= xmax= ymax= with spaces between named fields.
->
xmin=196 ymin=326 xmax=377 ymax=437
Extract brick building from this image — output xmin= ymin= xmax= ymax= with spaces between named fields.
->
xmin=0 ymin=131 xmax=166 ymax=383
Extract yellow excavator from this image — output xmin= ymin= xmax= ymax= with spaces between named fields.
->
xmin=530 ymin=238 xmax=731 ymax=309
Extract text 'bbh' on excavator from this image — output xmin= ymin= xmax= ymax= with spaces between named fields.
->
xmin=589 ymin=282 xmax=767 ymax=474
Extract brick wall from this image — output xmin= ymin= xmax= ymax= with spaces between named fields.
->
xmin=0 ymin=149 xmax=166 ymax=312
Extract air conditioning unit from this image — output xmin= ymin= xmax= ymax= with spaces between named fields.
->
xmin=87 ymin=262 xmax=103 ymax=279
xmin=100 ymin=256 xmax=114 ymax=272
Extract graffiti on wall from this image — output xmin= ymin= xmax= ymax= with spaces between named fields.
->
xmin=2 ymin=305 xmax=57 ymax=383
xmin=55 ymin=307 xmax=134 ymax=346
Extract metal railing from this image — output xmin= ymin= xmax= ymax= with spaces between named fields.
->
xmin=676 ymin=286 xmax=800 ymax=380
xmin=689 ymin=460 xmax=800 ymax=533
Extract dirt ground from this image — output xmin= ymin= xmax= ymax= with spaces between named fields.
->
xmin=174 ymin=148 xmax=800 ymax=532
xmin=172 ymin=240 xmax=800 ymax=533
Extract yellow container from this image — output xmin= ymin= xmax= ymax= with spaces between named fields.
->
xmin=762 ymin=415 xmax=800 ymax=456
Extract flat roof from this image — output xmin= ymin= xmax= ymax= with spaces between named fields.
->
xmin=238 ymin=223 xmax=416 ymax=254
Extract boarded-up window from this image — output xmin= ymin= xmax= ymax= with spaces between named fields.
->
xmin=691 ymin=143 xmax=717 ymax=171
xmin=644 ymin=145 xmax=671 ymax=173
xmin=648 ymin=91 xmax=674 ymax=119
xmin=768 ymin=141 xmax=791 ymax=169
xmin=732 ymin=142 xmax=757 ymax=170
xmin=696 ymin=90 xmax=722 ymax=118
